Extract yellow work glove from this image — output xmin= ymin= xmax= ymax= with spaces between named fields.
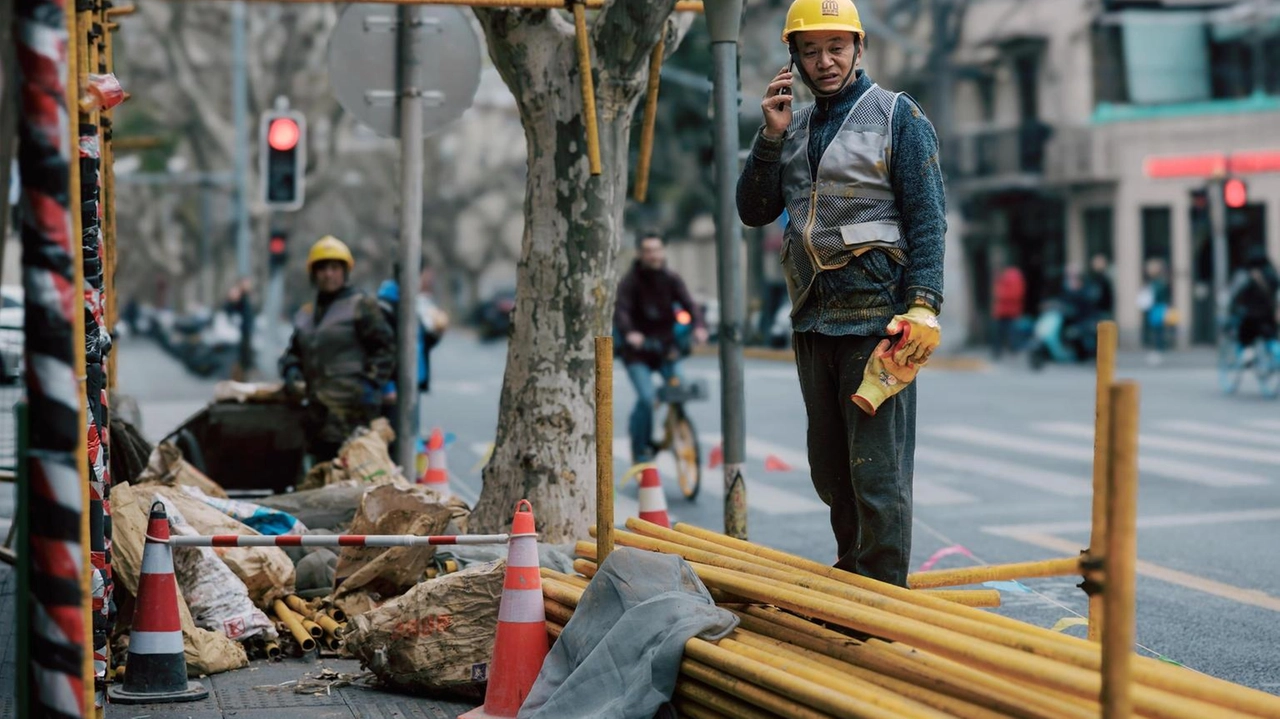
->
xmin=886 ymin=306 xmax=941 ymax=366
xmin=850 ymin=338 xmax=920 ymax=417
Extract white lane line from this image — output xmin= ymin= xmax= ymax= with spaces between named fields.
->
xmin=984 ymin=507 xmax=1280 ymax=536
xmin=931 ymin=425 xmax=1269 ymax=488
xmin=1255 ymin=419 xmax=1280 ymax=432
xmin=1041 ymin=421 xmax=1280 ymax=467
xmin=915 ymin=446 xmax=1092 ymax=496
xmin=1159 ymin=420 xmax=1280 ymax=448
xmin=695 ymin=470 xmax=827 ymax=514
xmin=913 ymin=480 xmax=979 ymax=506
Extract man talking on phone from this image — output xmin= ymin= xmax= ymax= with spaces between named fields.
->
xmin=736 ymin=0 xmax=946 ymax=587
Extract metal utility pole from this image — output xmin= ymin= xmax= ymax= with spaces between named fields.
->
xmin=395 ymin=4 xmax=426 ymax=478
xmin=705 ymin=0 xmax=748 ymax=540
xmin=1208 ymin=177 xmax=1229 ymax=332
xmin=231 ymin=1 xmax=251 ymax=280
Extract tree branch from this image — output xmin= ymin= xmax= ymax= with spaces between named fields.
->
xmin=472 ymin=8 xmax=570 ymax=104
xmin=593 ymin=0 xmax=681 ymax=78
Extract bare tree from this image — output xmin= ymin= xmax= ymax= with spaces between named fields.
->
xmin=466 ymin=3 xmax=692 ymax=541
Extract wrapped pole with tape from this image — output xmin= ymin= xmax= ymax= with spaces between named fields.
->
xmin=166 ymin=532 xmax=510 ymax=548
xmin=14 ymin=0 xmax=89 ymax=713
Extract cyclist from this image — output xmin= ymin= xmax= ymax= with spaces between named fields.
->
xmin=614 ymin=230 xmax=709 ymax=465
xmin=1228 ymin=247 xmax=1280 ymax=365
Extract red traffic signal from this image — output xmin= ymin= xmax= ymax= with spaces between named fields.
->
xmin=1224 ymin=178 xmax=1247 ymax=209
xmin=269 ymin=235 xmax=286 ymax=255
xmin=267 ymin=118 xmax=300 ymax=152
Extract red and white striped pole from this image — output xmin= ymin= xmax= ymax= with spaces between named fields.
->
xmin=166 ymin=533 xmax=510 ymax=548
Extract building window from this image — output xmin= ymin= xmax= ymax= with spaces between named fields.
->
xmin=1141 ymin=206 xmax=1172 ymax=266
xmin=1084 ymin=207 xmax=1114 ymax=261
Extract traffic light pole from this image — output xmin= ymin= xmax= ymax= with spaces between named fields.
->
xmin=1209 ymin=177 xmax=1229 ymax=332
xmin=231 ymin=1 xmax=251 ymax=281
xmin=395 ymin=4 xmax=426 ymax=477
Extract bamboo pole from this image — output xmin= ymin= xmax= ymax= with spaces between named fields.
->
xmin=572 ymin=0 xmax=602 ymax=175
xmin=674 ymin=678 xmax=777 ymax=719
xmin=666 ymin=522 xmax=1280 ymax=717
xmin=285 ymin=594 xmax=316 ymax=619
xmin=272 ymin=600 xmax=317 ymax=652
xmin=1102 ymin=381 xmax=1140 ymax=719
xmin=102 ymin=14 xmax=119 ymax=392
xmin=65 ymin=6 xmax=95 ymax=712
xmin=316 ymin=613 xmax=343 ymax=638
xmin=733 ymin=606 xmax=1096 ymax=719
xmin=681 ymin=659 xmax=836 ymax=719
xmin=595 ymin=336 xmax=614 ymax=562
xmin=263 ymin=640 xmax=281 ymax=659
xmin=191 ymin=0 xmax=706 ymax=10
xmin=917 ymin=589 xmax=1002 ymax=607
xmin=672 ymin=698 xmax=732 ymax=719
xmin=908 ymin=557 xmax=1081 ymax=590
xmin=1089 ymin=320 xmax=1118 ymax=642
xmin=633 ymin=36 xmax=664 ymax=202
xmin=301 ymin=617 xmax=323 ymax=639
xmin=731 ymin=631 xmax=1009 ymax=719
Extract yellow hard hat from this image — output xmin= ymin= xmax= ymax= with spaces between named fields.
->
xmin=781 ymin=0 xmax=864 ymax=44
xmin=306 ymin=235 xmax=355 ymax=273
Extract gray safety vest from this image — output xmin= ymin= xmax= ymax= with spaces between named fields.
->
xmin=780 ymin=83 xmax=907 ymax=315
xmin=293 ymin=291 xmax=366 ymax=412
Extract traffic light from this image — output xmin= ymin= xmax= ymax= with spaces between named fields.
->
xmin=268 ymin=230 xmax=288 ymax=272
xmin=1223 ymin=177 xmax=1247 ymax=210
xmin=259 ymin=110 xmax=306 ymax=210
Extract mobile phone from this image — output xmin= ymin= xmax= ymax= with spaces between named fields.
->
xmin=778 ymin=60 xmax=793 ymax=96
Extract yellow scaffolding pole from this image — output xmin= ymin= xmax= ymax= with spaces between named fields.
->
xmin=633 ymin=35 xmax=664 ymax=202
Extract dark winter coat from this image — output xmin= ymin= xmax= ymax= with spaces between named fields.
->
xmin=614 ymin=261 xmax=705 ymax=368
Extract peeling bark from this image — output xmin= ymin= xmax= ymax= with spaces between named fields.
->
xmin=469 ymin=2 xmax=690 ymax=541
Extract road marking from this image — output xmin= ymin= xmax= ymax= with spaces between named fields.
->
xmin=988 ymin=530 xmax=1280 ymax=614
xmin=1158 ymin=420 xmax=1280 ymax=448
xmin=914 ymin=480 xmax=978 ymax=506
xmin=915 ymin=446 xmax=1092 ymax=496
xmin=983 ymin=507 xmax=1280 ymax=537
xmin=1040 ymin=421 xmax=1280 ymax=467
xmin=700 ymin=434 xmax=810 ymax=474
xmin=1255 ymin=419 xmax=1280 ymax=432
xmin=932 ymin=425 xmax=1269 ymax=488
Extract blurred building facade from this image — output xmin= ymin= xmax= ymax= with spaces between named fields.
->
xmin=929 ymin=0 xmax=1280 ymax=348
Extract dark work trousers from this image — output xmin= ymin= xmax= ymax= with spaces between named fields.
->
xmin=794 ymin=332 xmax=916 ymax=587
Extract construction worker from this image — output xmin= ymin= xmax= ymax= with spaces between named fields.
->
xmin=279 ymin=236 xmax=396 ymax=462
xmin=736 ymin=0 xmax=946 ymax=587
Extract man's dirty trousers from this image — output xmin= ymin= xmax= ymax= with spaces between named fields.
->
xmin=794 ymin=331 xmax=916 ymax=587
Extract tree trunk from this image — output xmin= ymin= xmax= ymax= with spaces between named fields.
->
xmin=469 ymin=4 xmax=688 ymax=541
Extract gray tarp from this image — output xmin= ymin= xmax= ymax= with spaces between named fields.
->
xmin=518 ymin=547 xmax=738 ymax=719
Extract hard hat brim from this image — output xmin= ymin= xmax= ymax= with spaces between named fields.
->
xmin=782 ymin=24 xmax=865 ymax=43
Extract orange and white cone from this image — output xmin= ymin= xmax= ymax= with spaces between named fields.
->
xmin=637 ymin=466 xmax=670 ymax=528
xmin=108 ymin=501 xmax=209 ymax=704
xmin=420 ymin=427 xmax=449 ymax=489
xmin=461 ymin=500 xmax=549 ymax=719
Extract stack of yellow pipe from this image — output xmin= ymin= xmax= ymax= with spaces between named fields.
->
xmin=535 ymin=519 xmax=1280 ymax=719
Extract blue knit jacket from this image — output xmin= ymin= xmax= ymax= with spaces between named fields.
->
xmin=736 ymin=70 xmax=947 ymax=337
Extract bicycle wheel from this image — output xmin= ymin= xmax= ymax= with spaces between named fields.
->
xmin=1257 ymin=340 xmax=1280 ymax=399
xmin=1218 ymin=340 xmax=1243 ymax=395
xmin=668 ymin=407 xmax=701 ymax=501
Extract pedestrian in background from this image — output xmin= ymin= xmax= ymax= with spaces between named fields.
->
xmin=736 ymin=0 xmax=945 ymax=587
xmin=1138 ymin=257 xmax=1172 ymax=365
xmin=377 ymin=258 xmax=449 ymax=461
xmin=1085 ymin=253 xmax=1114 ymax=321
xmin=991 ymin=264 xmax=1025 ymax=360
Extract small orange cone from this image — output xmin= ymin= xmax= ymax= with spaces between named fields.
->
xmin=460 ymin=500 xmax=549 ymax=718
xmin=636 ymin=466 xmax=670 ymax=528
xmin=109 ymin=501 xmax=209 ymax=704
xmin=708 ymin=444 xmax=723 ymax=469
xmin=764 ymin=454 xmax=793 ymax=472
xmin=420 ymin=427 xmax=448 ymax=488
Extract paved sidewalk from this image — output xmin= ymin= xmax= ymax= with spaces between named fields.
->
xmin=0 ymin=566 xmax=480 ymax=719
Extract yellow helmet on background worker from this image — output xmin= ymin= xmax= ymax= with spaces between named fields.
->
xmin=781 ymin=0 xmax=864 ymax=44
xmin=307 ymin=235 xmax=355 ymax=273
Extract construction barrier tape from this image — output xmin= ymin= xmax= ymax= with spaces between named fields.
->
xmin=982 ymin=581 xmax=1032 ymax=593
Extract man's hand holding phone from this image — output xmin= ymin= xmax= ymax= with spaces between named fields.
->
xmin=761 ymin=64 xmax=794 ymax=140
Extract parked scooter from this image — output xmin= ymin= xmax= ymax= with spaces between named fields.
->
xmin=1027 ymin=301 xmax=1095 ymax=371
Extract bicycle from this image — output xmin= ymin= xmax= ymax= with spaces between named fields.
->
xmin=1217 ymin=321 xmax=1280 ymax=399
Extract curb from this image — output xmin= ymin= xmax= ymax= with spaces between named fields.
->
xmin=691 ymin=344 xmax=990 ymax=371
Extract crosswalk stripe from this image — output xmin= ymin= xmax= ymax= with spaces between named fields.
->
xmin=932 ymin=425 xmax=1269 ymax=488
xmin=1039 ymin=421 xmax=1280 ymax=469
xmin=1255 ymin=419 xmax=1280 ymax=432
xmin=914 ymin=480 xmax=979 ymax=506
xmin=915 ymin=446 xmax=1092 ymax=496
xmin=1158 ymin=420 xmax=1280 ymax=448
xmin=699 ymin=434 xmax=809 ymax=474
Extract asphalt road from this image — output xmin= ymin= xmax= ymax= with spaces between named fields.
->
xmin=111 ymin=332 xmax=1280 ymax=696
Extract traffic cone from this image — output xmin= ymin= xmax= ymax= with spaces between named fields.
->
xmin=460 ymin=500 xmax=549 ymax=719
xmin=764 ymin=454 xmax=793 ymax=472
xmin=708 ymin=443 xmax=723 ymax=469
xmin=636 ymin=466 xmax=670 ymax=528
xmin=108 ymin=501 xmax=209 ymax=705
xmin=420 ymin=427 xmax=448 ymax=488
